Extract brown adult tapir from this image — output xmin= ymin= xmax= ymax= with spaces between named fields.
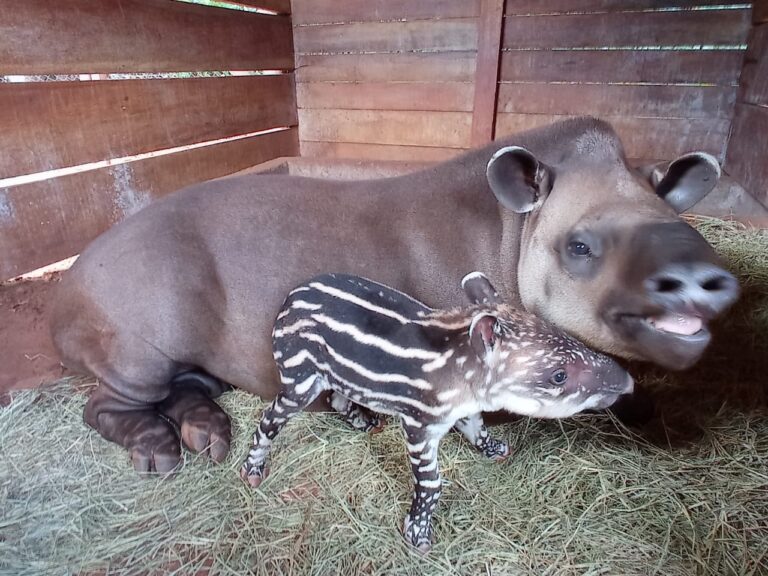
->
xmin=51 ymin=117 xmax=739 ymax=473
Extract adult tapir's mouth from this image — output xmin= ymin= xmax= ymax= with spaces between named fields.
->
xmin=611 ymin=308 xmax=713 ymax=370
xmin=645 ymin=311 xmax=704 ymax=337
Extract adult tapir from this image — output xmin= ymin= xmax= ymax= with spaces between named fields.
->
xmin=51 ymin=117 xmax=739 ymax=473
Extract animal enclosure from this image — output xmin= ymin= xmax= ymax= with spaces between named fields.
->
xmin=1 ymin=1 xmax=768 ymax=574
xmin=0 ymin=0 xmax=767 ymax=284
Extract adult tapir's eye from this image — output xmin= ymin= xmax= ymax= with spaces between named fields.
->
xmin=567 ymin=241 xmax=592 ymax=258
xmin=549 ymin=369 xmax=568 ymax=386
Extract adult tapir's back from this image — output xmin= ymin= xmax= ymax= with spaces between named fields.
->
xmin=52 ymin=116 xmax=739 ymax=403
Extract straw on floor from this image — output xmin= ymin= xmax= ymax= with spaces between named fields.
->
xmin=1 ymin=217 xmax=767 ymax=576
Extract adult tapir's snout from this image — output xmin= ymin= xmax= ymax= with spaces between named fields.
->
xmin=606 ymin=221 xmax=740 ymax=370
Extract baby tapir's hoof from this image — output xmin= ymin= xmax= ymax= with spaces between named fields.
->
xmin=240 ymin=463 xmax=270 ymax=488
xmin=403 ymin=515 xmax=433 ymax=555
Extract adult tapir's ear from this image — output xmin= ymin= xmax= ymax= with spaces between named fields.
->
xmin=486 ymin=146 xmax=554 ymax=213
xmin=461 ymin=272 xmax=503 ymax=305
xmin=469 ymin=313 xmax=501 ymax=365
xmin=643 ymin=152 xmax=721 ymax=213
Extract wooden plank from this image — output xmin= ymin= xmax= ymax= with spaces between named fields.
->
xmin=0 ymin=0 xmax=293 ymax=75
xmin=0 ymin=129 xmax=299 ymax=281
xmin=495 ymin=113 xmax=729 ymax=159
xmin=300 ymin=141 xmax=460 ymax=162
xmin=724 ymin=104 xmax=768 ymax=207
xmin=296 ymin=82 xmax=474 ymax=111
xmin=471 ymin=0 xmax=505 ymax=146
xmin=296 ymin=52 xmax=476 ymax=83
xmin=497 ymin=83 xmax=736 ymax=119
xmin=754 ymin=0 xmax=768 ymax=24
xmin=502 ymin=9 xmax=750 ymax=49
xmin=235 ymin=0 xmax=291 ymax=13
xmin=292 ymin=0 xmax=479 ymax=25
xmin=293 ymin=19 xmax=478 ymax=54
xmin=499 ymin=49 xmax=744 ymax=85
xmin=740 ymin=25 xmax=768 ymax=108
xmin=506 ymin=0 xmax=744 ymax=14
xmin=298 ymin=109 xmax=472 ymax=148
xmin=0 ymin=75 xmax=297 ymax=179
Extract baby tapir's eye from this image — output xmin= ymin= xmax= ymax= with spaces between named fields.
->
xmin=549 ymin=369 xmax=568 ymax=386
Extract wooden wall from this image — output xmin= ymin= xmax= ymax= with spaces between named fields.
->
xmin=725 ymin=0 xmax=768 ymax=207
xmin=0 ymin=0 xmax=298 ymax=281
xmin=293 ymin=0 xmax=481 ymax=161
xmin=294 ymin=0 xmax=752 ymax=165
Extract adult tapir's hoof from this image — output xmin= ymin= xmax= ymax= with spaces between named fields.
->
xmin=125 ymin=416 xmax=183 ymax=474
xmin=158 ymin=383 xmax=232 ymax=463
xmin=178 ymin=405 xmax=231 ymax=463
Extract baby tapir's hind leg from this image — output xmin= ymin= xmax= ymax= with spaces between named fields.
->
xmin=157 ymin=372 xmax=232 ymax=463
xmin=454 ymin=414 xmax=511 ymax=461
xmin=401 ymin=424 xmax=445 ymax=555
xmin=241 ymin=373 xmax=326 ymax=488
xmin=329 ymin=392 xmax=384 ymax=433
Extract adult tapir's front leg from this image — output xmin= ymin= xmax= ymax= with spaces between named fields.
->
xmin=454 ymin=413 xmax=511 ymax=461
xmin=401 ymin=423 xmax=445 ymax=554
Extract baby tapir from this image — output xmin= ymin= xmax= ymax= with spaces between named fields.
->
xmin=241 ymin=272 xmax=633 ymax=553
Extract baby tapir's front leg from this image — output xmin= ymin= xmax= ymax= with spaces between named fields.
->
xmin=454 ymin=413 xmax=511 ymax=461
xmin=402 ymin=423 xmax=445 ymax=554
xmin=329 ymin=391 xmax=385 ymax=434
xmin=241 ymin=373 xmax=326 ymax=487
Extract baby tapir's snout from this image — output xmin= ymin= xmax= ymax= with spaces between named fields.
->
xmin=564 ymin=356 xmax=634 ymax=412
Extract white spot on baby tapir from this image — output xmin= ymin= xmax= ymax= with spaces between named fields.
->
xmin=499 ymin=350 xmax=511 ymax=360
xmin=516 ymin=356 xmax=530 ymax=364
xmin=110 ymin=164 xmax=150 ymax=218
xmin=464 ymin=370 xmax=475 ymax=380
xmin=455 ymin=355 xmax=468 ymax=367
xmin=437 ymin=388 xmax=460 ymax=402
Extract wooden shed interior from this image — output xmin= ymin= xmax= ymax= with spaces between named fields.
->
xmin=0 ymin=0 xmax=767 ymax=391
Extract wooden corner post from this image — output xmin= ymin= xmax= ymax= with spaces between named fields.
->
xmin=470 ymin=0 xmax=505 ymax=147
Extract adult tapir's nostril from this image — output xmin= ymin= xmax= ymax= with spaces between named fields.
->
xmin=645 ymin=263 xmax=739 ymax=315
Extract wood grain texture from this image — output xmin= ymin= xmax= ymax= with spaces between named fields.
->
xmin=471 ymin=0 xmax=505 ymax=146
xmin=740 ymin=25 xmax=768 ymax=108
xmin=300 ymin=141 xmax=460 ymax=162
xmin=0 ymin=129 xmax=299 ymax=281
xmin=291 ymin=0 xmax=479 ymax=24
xmin=296 ymin=52 xmax=477 ymax=82
xmin=724 ymin=104 xmax=768 ymax=207
xmin=293 ymin=19 xmax=478 ymax=54
xmin=497 ymin=83 xmax=736 ymax=118
xmin=754 ymin=0 xmax=768 ymax=24
xmin=506 ymin=0 xmax=744 ymax=14
xmin=0 ymin=75 xmax=297 ymax=178
xmin=495 ymin=113 xmax=730 ymax=159
xmin=297 ymin=82 xmax=474 ymax=111
xmin=0 ymin=0 xmax=293 ymax=74
xmin=499 ymin=49 xmax=744 ymax=85
xmin=298 ymin=109 xmax=472 ymax=148
xmin=502 ymin=9 xmax=750 ymax=49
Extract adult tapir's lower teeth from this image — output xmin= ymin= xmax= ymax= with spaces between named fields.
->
xmin=648 ymin=313 xmax=703 ymax=336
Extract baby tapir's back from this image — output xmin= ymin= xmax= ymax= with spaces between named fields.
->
xmin=273 ymin=273 xmax=461 ymax=407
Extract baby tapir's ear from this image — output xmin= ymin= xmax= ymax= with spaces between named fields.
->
xmin=461 ymin=272 xmax=503 ymax=305
xmin=469 ymin=313 xmax=501 ymax=365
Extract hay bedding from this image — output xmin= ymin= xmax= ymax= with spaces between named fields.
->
xmin=1 ymin=218 xmax=767 ymax=576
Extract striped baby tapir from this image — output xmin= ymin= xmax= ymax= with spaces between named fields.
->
xmin=241 ymin=272 xmax=633 ymax=553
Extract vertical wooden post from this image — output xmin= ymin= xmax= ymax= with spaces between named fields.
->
xmin=470 ymin=0 xmax=505 ymax=147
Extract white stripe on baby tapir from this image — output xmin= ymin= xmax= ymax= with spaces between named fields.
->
xmin=308 ymin=281 xmax=412 ymax=324
xmin=299 ymin=332 xmax=434 ymax=390
xmin=281 ymin=347 xmax=451 ymax=416
xmin=309 ymin=313 xmax=442 ymax=360
xmin=294 ymin=375 xmax=320 ymax=395
xmin=421 ymin=349 xmax=455 ymax=373
xmin=273 ymin=319 xmax=318 ymax=338
xmin=291 ymin=300 xmax=324 ymax=311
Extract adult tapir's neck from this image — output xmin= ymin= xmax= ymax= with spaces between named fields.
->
xmin=388 ymin=144 xmax=526 ymax=305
